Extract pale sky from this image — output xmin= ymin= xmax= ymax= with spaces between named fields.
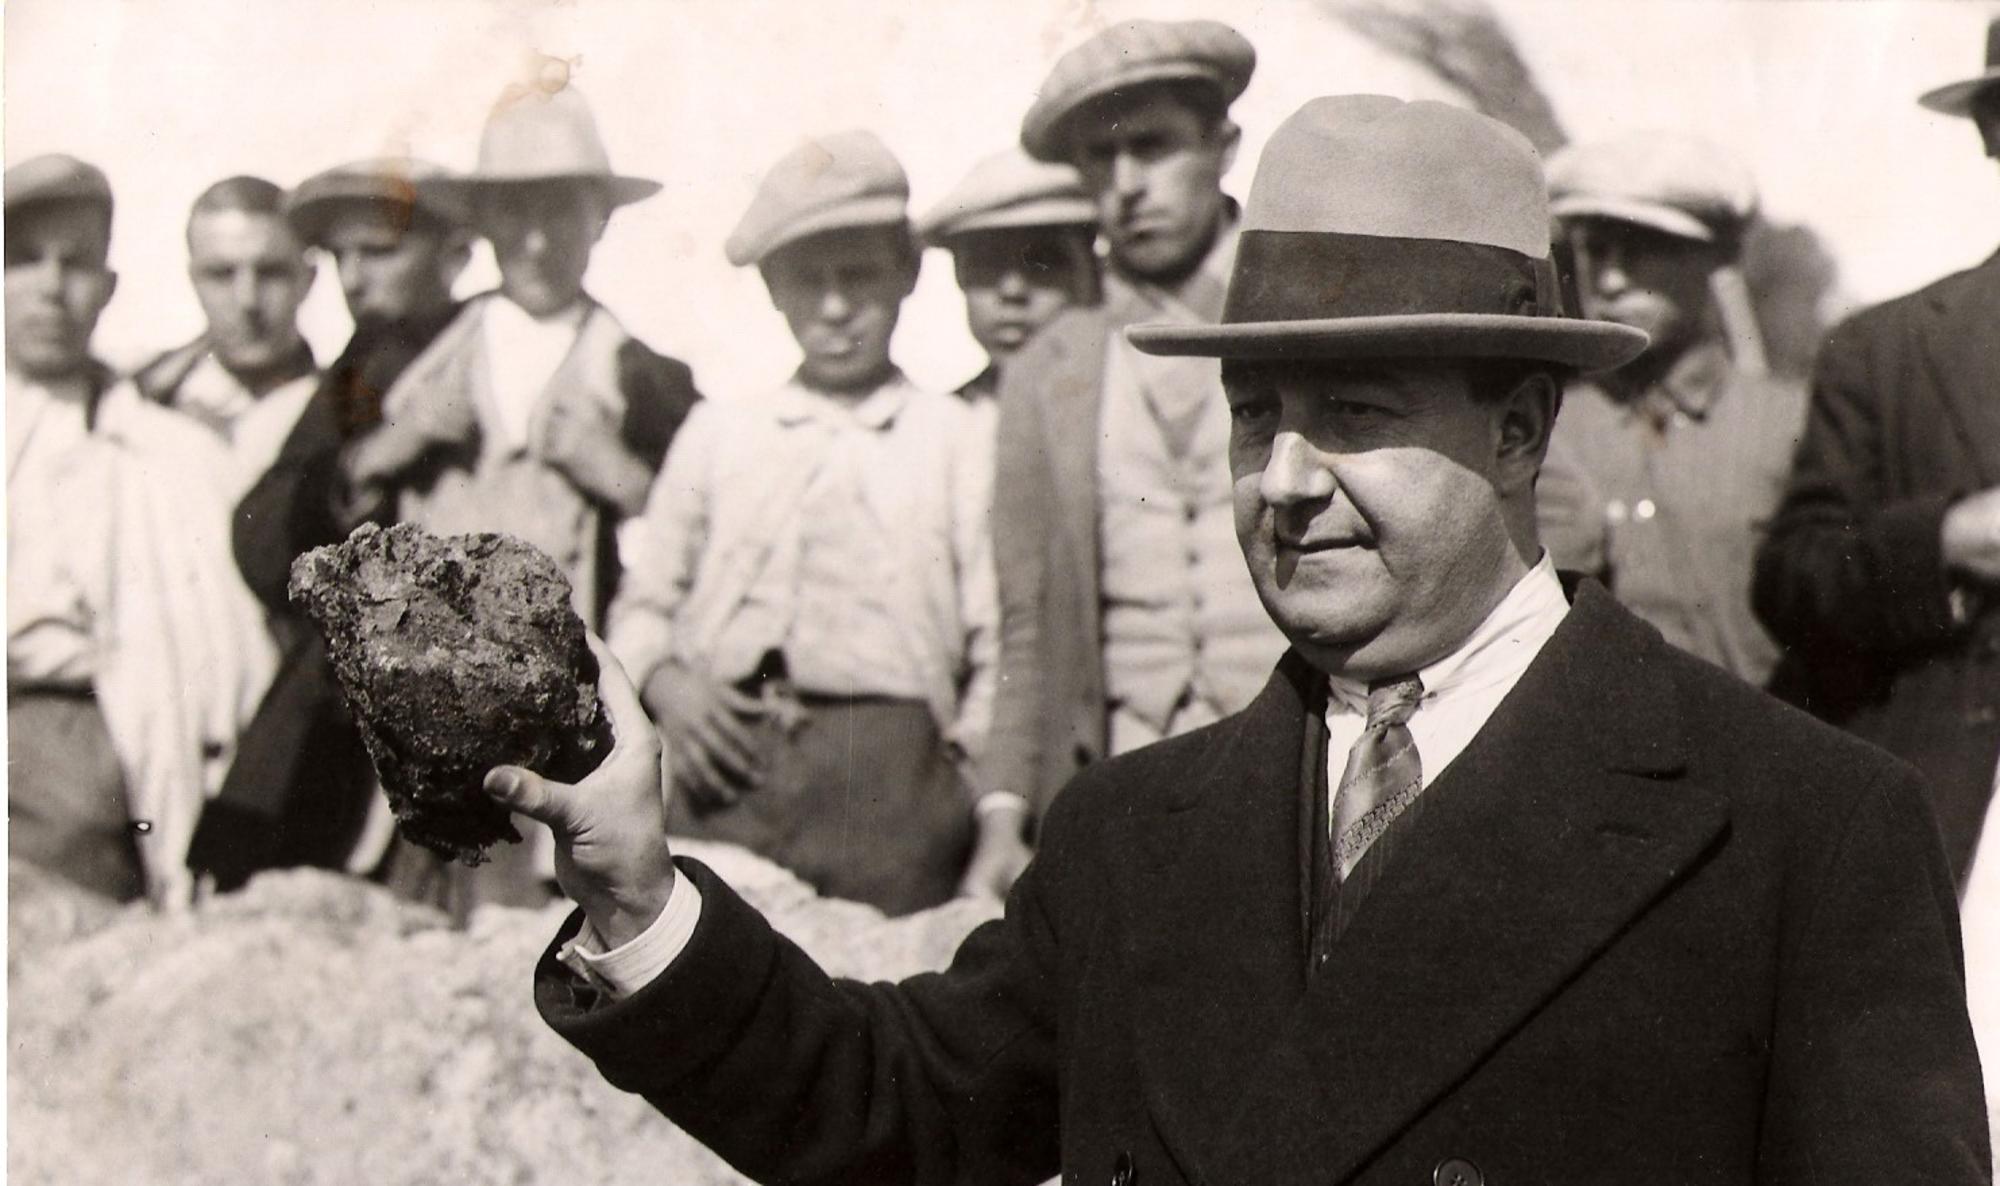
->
xmin=8 ymin=0 xmax=1997 ymax=397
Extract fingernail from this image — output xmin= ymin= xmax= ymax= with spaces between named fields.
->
xmin=484 ymin=768 xmax=520 ymax=798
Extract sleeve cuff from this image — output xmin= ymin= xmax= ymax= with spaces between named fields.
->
xmin=556 ymin=875 xmax=705 ymax=999
xmin=975 ymin=791 xmax=1030 ymax=820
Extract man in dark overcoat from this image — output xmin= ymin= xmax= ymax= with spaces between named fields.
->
xmin=1753 ymin=16 xmax=2000 ymax=886
xmin=490 ymin=97 xmax=1989 ymax=1185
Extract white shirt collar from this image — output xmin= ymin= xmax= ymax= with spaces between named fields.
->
xmin=1328 ymin=552 xmax=1568 ymax=715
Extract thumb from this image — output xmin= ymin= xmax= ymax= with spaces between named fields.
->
xmin=483 ymin=765 xmax=575 ymax=831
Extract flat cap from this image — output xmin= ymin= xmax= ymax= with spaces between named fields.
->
xmin=5 ymin=153 xmax=113 ymax=218
xmin=1020 ymin=20 xmax=1255 ymax=162
xmin=917 ymin=148 xmax=1095 ymax=244
xmin=726 ymin=130 xmax=909 ymax=267
xmin=287 ymin=158 xmax=468 ymax=245
xmin=1547 ymin=132 xmax=1758 ymax=244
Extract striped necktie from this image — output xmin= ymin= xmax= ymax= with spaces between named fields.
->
xmin=1309 ymin=674 xmax=1425 ymax=969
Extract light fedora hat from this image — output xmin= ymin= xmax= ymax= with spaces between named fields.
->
xmin=1129 ymin=95 xmax=1647 ymax=370
xmin=423 ymin=85 xmax=659 ymax=208
xmin=1919 ymin=16 xmax=2000 ymax=117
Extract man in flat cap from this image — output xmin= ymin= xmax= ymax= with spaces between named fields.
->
xmin=344 ymin=85 xmax=701 ymax=913
xmin=1755 ymin=16 xmax=2000 ymax=892
xmin=917 ymin=147 xmax=1099 ymax=403
xmin=137 ymin=174 xmax=320 ymax=496
xmin=605 ymin=130 xmax=998 ymax=916
xmin=984 ymin=19 xmax=1286 ymax=893
xmin=492 ymin=96 xmax=1986 ymax=1184
xmin=8 ymin=155 xmax=272 ymax=907
xmin=189 ymin=158 xmax=474 ymax=893
xmin=1534 ymin=132 xmax=1805 ymax=688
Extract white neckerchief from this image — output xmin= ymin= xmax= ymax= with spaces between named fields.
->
xmin=1326 ymin=552 xmax=1569 ymax=792
xmin=481 ymin=295 xmax=587 ymax=452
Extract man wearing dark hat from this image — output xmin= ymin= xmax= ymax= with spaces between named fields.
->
xmin=8 ymin=155 xmax=274 ymax=907
xmin=1535 ymin=132 xmax=1805 ymax=688
xmin=492 ymin=97 xmax=1986 ymax=1184
xmin=985 ymin=19 xmax=1287 ymax=889
xmin=605 ymin=130 xmax=998 ymax=916
xmin=917 ymin=147 xmax=1100 ymax=402
xmin=137 ymin=174 xmax=320 ymax=496
xmin=188 ymin=158 xmax=474 ymax=892
xmin=1754 ymin=16 xmax=2000 ymax=891
xmin=346 ymin=85 xmax=700 ymax=913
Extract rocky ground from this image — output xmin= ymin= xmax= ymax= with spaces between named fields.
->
xmin=8 ymin=843 xmax=1001 ymax=1185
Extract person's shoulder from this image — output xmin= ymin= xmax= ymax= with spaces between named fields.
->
xmin=1826 ymin=249 xmax=2000 ymax=348
xmin=1000 ymin=305 xmax=1115 ymax=388
xmin=1650 ymin=629 xmax=1919 ymax=811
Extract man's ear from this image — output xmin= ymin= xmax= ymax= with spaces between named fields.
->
xmin=1494 ymin=369 xmax=1560 ymax=494
xmin=1215 ymin=118 xmax=1242 ymax=177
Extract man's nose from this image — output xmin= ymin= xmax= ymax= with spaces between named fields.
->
xmin=1259 ymin=431 xmax=1336 ymax=507
xmin=20 ymin=256 xmax=64 ymax=297
xmin=817 ymin=283 xmax=853 ymax=322
xmin=1590 ymin=245 xmax=1630 ymax=296
xmin=995 ymin=266 xmax=1030 ymax=302
xmin=232 ymin=269 xmax=262 ymax=313
xmin=1110 ymin=152 xmax=1146 ymax=200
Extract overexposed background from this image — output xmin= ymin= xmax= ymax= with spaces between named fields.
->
xmin=7 ymin=0 xmax=1999 ymax=398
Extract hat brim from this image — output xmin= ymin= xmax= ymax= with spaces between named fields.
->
xmin=1127 ymin=314 xmax=1649 ymax=372
xmin=730 ymin=195 xmax=911 ymax=266
xmin=1919 ymin=69 xmax=2000 ymax=116
xmin=922 ymin=198 xmax=1097 ymax=243
xmin=1024 ymin=62 xmax=1243 ymax=160
xmin=418 ymin=172 xmax=661 ymax=209
xmin=1549 ymin=195 xmax=1715 ymax=243
xmin=288 ymin=190 xmax=469 ymax=243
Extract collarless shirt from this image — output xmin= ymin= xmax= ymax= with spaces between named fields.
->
xmin=481 ymin=296 xmax=587 ymax=452
xmin=1325 ymin=553 xmax=1570 ymax=794
xmin=8 ymin=371 xmax=105 ymax=687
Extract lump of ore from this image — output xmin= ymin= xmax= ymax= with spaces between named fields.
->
xmin=289 ymin=523 xmax=610 ymax=865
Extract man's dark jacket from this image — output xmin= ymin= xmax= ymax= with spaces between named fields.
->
xmin=537 ymin=581 xmax=1988 ymax=1185
xmin=1754 ymin=249 xmax=2000 ymax=883
xmin=193 ymin=306 xmax=699 ymax=885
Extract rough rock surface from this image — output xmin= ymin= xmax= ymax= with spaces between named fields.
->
xmin=289 ymin=522 xmax=609 ymax=864
xmin=8 ymin=841 xmax=1004 ymax=1186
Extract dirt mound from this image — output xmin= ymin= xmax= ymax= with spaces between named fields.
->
xmin=8 ymin=842 xmax=1000 ymax=1186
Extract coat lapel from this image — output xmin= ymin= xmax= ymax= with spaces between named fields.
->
xmin=1920 ymin=251 xmax=2000 ymax=488
xmin=1116 ymin=583 xmax=1730 ymax=1185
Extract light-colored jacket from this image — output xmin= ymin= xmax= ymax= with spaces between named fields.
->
xmin=89 ymin=383 xmax=278 ymax=901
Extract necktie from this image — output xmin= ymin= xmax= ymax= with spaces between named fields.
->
xmin=1308 ymin=674 xmax=1424 ymax=968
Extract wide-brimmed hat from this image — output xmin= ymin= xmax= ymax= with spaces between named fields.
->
xmin=421 ymin=86 xmax=659 ymax=209
xmin=1547 ymin=132 xmax=1757 ymax=245
xmin=1128 ymin=95 xmax=1647 ymax=370
xmin=1021 ymin=20 xmax=1255 ymax=162
xmin=287 ymin=158 xmax=468 ymax=245
xmin=917 ymin=148 xmax=1095 ymax=245
xmin=725 ymin=130 xmax=909 ymax=267
xmin=1919 ymin=17 xmax=2000 ymax=117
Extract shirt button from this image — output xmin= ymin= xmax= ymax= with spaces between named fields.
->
xmin=1634 ymin=498 xmax=1658 ymax=521
xmin=1434 ymin=1157 xmax=1483 ymax=1186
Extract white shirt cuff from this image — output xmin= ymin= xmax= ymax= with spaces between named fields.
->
xmin=974 ymin=791 xmax=1030 ymax=820
xmin=556 ymin=875 xmax=704 ymax=1000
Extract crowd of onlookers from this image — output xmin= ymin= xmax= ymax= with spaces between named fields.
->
xmin=8 ymin=14 xmax=2000 ymax=929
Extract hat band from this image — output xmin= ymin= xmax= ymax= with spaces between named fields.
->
xmin=1223 ymin=230 xmax=1562 ymax=326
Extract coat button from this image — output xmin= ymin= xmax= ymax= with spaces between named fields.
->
xmin=1110 ymin=1150 xmax=1135 ymax=1186
xmin=1434 ymin=1157 xmax=1482 ymax=1186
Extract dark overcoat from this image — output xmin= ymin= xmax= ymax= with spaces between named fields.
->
xmin=1753 ymin=249 xmax=2000 ymax=882
xmin=538 ymin=581 xmax=1988 ymax=1186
